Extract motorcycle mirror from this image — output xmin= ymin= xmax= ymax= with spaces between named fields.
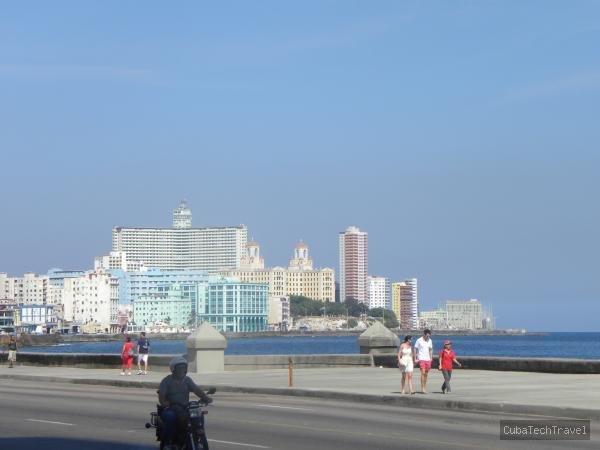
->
xmin=207 ymin=387 xmax=216 ymax=395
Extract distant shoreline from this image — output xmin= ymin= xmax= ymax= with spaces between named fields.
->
xmin=5 ymin=329 xmax=546 ymax=346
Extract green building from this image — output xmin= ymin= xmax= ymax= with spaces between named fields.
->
xmin=132 ymin=277 xmax=268 ymax=331
xmin=200 ymin=278 xmax=268 ymax=332
xmin=133 ymin=283 xmax=202 ymax=327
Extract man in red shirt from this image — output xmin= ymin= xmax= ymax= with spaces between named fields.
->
xmin=438 ymin=340 xmax=462 ymax=393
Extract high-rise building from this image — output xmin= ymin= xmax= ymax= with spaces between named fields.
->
xmin=94 ymin=251 xmax=145 ymax=272
xmin=46 ymin=269 xmax=86 ymax=324
xmin=420 ymin=299 xmax=489 ymax=331
xmin=419 ymin=307 xmax=447 ymax=329
xmin=391 ymin=278 xmax=419 ymax=329
xmin=117 ymin=268 xmax=208 ymax=305
xmin=445 ymin=299 xmax=483 ymax=330
xmin=367 ymin=276 xmax=390 ymax=309
xmin=133 ymin=283 xmax=198 ymax=328
xmin=218 ymin=241 xmax=335 ymax=302
xmin=62 ymin=269 xmax=115 ymax=332
xmin=0 ymin=272 xmax=49 ymax=305
xmin=339 ymin=226 xmax=368 ymax=303
xmin=202 ymin=278 xmax=268 ymax=332
xmin=0 ymin=273 xmax=11 ymax=300
xmin=112 ymin=201 xmax=247 ymax=272
xmin=391 ymin=283 xmax=401 ymax=323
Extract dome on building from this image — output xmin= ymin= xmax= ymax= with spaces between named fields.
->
xmin=247 ymin=239 xmax=259 ymax=247
xmin=295 ymin=241 xmax=307 ymax=249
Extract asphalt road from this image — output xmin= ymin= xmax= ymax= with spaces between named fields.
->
xmin=0 ymin=379 xmax=597 ymax=450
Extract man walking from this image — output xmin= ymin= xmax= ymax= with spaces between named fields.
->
xmin=6 ymin=335 xmax=18 ymax=368
xmin=137 ymin=331 xmax=150 ymax=375
xmin=414 ymin=329 xmax=433 ymax=393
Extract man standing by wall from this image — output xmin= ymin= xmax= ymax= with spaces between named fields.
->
xmin=414 ymin=329 xmax=433 ymax=393
xmin=137 ymin=331 xmax=150 ymax=375
xmin=6 ymin=335 xmax=18 ymax=368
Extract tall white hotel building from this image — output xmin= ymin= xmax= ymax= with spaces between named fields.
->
xmin=339 ymin=226 xmax=368 ymax=304
xmin=112 ymin=201 xmax=247 ymax=272
xmin=367 ymin=276 xmax=390 ymax=310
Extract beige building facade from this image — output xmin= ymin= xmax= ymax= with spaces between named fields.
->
xmin=391 ymin=278 xmax=419 ymax=330
xmin=219 ymin=241 xmax=335 ymax=302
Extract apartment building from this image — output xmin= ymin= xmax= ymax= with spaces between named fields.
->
xmin=339 ymin=226 xmax=368 ymax=303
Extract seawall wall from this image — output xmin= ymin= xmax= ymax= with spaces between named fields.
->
xmin=7 ymin=353 xmax=600 ymax=373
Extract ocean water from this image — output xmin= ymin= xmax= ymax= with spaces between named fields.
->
xmin=19 ymin=332 xmax=600 ymax=359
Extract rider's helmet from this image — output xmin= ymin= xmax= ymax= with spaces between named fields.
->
xmin=169 ymin=356 xmax=188 ymax=373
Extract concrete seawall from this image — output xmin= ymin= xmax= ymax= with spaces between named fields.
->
xmin=9 ymin=352 xmax=600 ymax=373
xmin=12 ymin=353 xmax=373 ymax=371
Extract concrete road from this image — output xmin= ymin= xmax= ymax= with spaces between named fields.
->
xmin=0 ymin=379 xmax=596 ymax=450
xmin=4 ymin=364 xmax=600 ymax=418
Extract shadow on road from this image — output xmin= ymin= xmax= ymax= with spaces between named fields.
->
xmin=0 ymin=437 xmax=155 ymax=450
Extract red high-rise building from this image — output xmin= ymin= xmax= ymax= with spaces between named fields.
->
xmin=339 ymin=226 xmax=368 ymax=304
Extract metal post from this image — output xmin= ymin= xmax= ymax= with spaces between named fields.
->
xmin=288 ymin=357 xmax=293 ymax=387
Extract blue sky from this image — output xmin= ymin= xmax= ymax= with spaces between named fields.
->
xmin=1 ymin=1 xmax=599 ymax=331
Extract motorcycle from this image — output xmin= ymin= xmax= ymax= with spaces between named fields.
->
xmin=146 ymin=387 xmax=216 ymax=450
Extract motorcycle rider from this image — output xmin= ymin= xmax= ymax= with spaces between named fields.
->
xmin=158 ymin=356 xmax=212 ymax=450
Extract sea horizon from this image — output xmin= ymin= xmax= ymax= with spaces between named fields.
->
xmin=19 ymin=332 xmax=600 ymax=360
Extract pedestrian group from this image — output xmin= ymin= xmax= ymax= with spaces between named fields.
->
xmin=121 ymin=332 xmax=151 ymax=376
xmin=398 ymin=328 xmax=461 ymax=394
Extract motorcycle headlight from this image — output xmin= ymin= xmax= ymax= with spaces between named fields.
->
xmin=189 ymin=408 xmax=201 ymax=418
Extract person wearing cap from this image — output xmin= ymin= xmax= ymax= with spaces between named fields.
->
xmin=438 ymin=340 xmax=462 ymax=394
xmin=158 ymin=356 xmax=212 ymax=450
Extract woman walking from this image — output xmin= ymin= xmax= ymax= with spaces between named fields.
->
xmin=439 ymin=340 xmax=461 ymax=393
xmin=397 ymin=335 xmax=415 ymax=395
xmin=121 ymin=336 xmax=134 ymax=376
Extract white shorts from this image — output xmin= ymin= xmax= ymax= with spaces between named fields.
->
xmin=8 ymin=350 xmax=16 ymax=362
xmin=138 ymin=354 xmax=148 ymax=363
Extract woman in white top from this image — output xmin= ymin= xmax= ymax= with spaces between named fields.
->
xmin=397 ymin=335 xmax=415 ymax=395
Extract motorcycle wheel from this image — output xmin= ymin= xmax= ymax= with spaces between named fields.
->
xmin=186 ymin=432 xmax=198 ymax=450
xmin=198 ymin=434 xmax=209 ymax=450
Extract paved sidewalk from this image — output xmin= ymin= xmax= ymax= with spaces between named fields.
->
xmin=1 ymin=364 xmax=600 ymax=419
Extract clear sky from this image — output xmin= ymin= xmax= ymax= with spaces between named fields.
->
xmin=1 ymin=1 xmax=599 ymax=331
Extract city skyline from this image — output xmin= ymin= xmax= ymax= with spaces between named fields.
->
xmin=1 ymin=2 xmax=599 ymax=331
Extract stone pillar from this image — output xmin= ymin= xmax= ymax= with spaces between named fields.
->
xmin=358 ymin=321 xmax=400 ymax=355
xmin=186 ymin=322 xmax=227 ymax=373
